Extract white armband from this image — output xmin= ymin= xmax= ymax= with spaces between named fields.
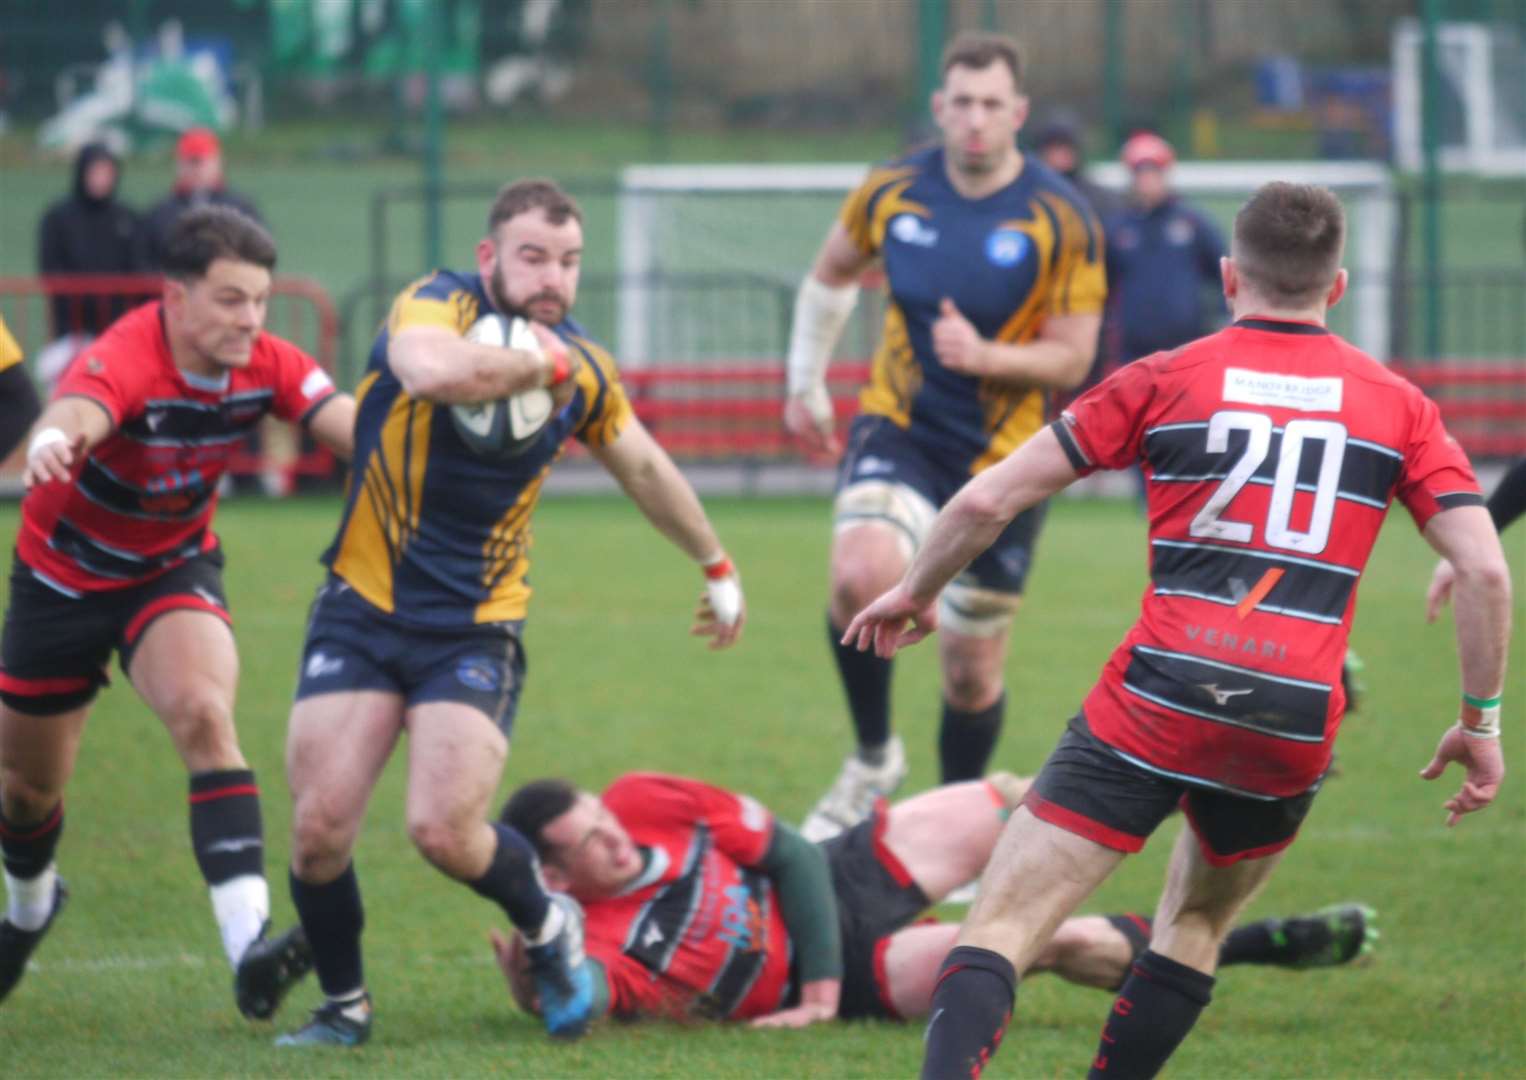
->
xmin=786 ymin=276 xmax=860 ymax=414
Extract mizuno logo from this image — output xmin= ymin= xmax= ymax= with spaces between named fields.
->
xmin=1198 ymin=683 xmax=1253 ymax=707
xmin=641 ymin=923 xmax=665 ymax=949
xmin=203 ymin=836 xmax=262 ymax=854
xmin=146 ymin=412 xmax=165 ymax=432
xmin=192 ymin=586 xmax=220 ymax=606
xmin=854 ymin=455 xmax=895 ymax=478
xmin=305 ymin=651 xmax=344 ymax=679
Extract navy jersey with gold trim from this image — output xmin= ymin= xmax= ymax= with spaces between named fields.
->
xmin=840 ymin=145 xmax=1106 ymax=474
xmin=323 ymin=269 xmax=631 ymax=627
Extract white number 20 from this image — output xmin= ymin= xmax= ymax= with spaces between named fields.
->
xmin=1187 ymin=411 xmax=1348 ymax=554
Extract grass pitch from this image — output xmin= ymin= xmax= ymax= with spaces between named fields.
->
xmin=0 ymin=492 xmax=1521 ymax=1078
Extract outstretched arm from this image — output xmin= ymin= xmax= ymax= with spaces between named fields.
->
xmin=302 ymin=393 xmax=358 ymax=461
xmin=1417 ymin=504 xmax=1512 ymax=826
xmin=843 ymin=426 xmax=1079 ymax=657
xmin=590 ymin=418 xmax=745 ymax=648
xmin=23 ymin=395 xmax=114 ymax=489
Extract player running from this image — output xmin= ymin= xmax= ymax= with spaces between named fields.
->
xmin=275 ymin=178 xmax=746 ymax=1048
xmin=0 ymin=206 xmax=355 ymax=1018
xmin=844 ymin=181 xmax=1511 ymax=1079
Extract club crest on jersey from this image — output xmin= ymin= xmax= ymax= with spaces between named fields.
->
xmin=890 ymin=214 xmax=939 ymax=247
xmin=986 ymin=229 xmax=1029 ymax=267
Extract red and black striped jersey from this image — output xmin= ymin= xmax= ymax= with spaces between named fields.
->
xmin=1051 ymin=317 xmax=1482 ymax=797
xmin=18 ymin=302 xmax=337 ymax=593
xmin=582 ymin=774 xmax=792 ymax=1021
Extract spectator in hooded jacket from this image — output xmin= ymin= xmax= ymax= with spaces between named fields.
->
xmin=36 ymin=142 xmax=144 ymax=387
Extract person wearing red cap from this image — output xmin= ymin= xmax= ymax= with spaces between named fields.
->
xmin=136 ymin=127 xmax=264 ymax=272
xmin=1104 ymin=131 xmax=1226 ymax=375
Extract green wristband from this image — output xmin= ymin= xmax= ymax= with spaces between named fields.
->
xmin=1462 ymin=692 xmax=1503 ymax=710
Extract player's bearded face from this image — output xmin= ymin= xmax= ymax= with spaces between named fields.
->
xmin=482 ymin=209 xmax=583 ymax=327
xmin=169 ymin=258 xmax=270 ymax=370
xmin=935 ymin=61 xmax=1027 ymax=176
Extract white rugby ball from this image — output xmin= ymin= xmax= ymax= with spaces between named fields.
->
xmin=450 ymin=314 xmax=556 ymax=459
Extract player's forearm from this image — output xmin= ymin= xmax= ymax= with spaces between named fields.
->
xmin=1486 ymin=458 xmax=1526 ymax=533
xmin=37 ymin=395 xmax=113 ymax=451
xmin=1451 ymin=555 xmax=1513 ymax=720
xmin=389 ymin=332 xmax=547 ymax=404
xmin=759 ymin=823 xmax=843 ymax=985
xmin=606 ymin=435 xmax=724 ymax=564
xmin=979 ymin=337 xmax=1093 ymax=390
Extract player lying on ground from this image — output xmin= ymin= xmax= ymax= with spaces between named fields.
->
xmin=492 ymin=772 xmax=1374 ymax=1027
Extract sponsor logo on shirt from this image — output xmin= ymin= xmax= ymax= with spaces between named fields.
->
xmin=890 ymin=213 xmax=939 ymax=248
xmin=1222 ymin=368 xmax=1343 ymax=413
xmin=985 ymin=228 xmax=1029 ymax=267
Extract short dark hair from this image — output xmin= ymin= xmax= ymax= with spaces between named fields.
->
xmin=161 ymin=206 xmax=276 ymax=280
xmin=941 ymin=31 xmax=1024 ymax=92
xmin=501 ymin=778 xmax=580 ymax=861
xmin=1232 ymin=182 xmax=1346 ymax=307
xmin=487 ymin=178 xmax=583 ymax=233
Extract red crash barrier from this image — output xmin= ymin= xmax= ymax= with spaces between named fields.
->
xmin=0 ymin=274 xmax=342 ymax=486
xmin=1390 ymin=361 xmax=1526 ymax=459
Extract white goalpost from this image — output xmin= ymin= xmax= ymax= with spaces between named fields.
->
xmin=615 ymin=160 xmax=1397 ymax=367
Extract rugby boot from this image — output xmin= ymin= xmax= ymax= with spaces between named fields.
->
xmin=526 ymin=893 xmax=595 ymax=1038
xmin=235 ymin=922 xmax=314 ymax=1020
xmin=275 ymin=993 xmax=372 ymax=1047
xmin=0 ymin=877 xmax=68 ymax=1005
xmin=800 ymin=735 xmax=907 ymax=842
xmin=1269 ymin=903 xmax=1379 ymax=968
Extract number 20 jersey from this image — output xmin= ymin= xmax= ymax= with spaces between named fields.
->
xmin=1050 ymin=318 xmax=1483 ymax=798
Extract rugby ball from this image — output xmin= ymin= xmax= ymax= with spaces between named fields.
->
xmin=449 ymin=314 xmax=556 ymax=460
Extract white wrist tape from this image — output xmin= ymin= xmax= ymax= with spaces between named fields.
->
xmin=706 ymin=575 xmax=742 ymax=627
xmin=1461 ymin=708 xmax=1502 ymax=739
xmin=786 ymin=275 xmax=859 ymax=412
xmin=27 ymin=427 xmax=67 ymax=462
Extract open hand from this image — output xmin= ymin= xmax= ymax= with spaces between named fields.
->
xmin=783 ymin=390 xmax=841 ymax=461
xmin=840 ymin=583 xmax=938 ymax=659
xmin=1419 ymin=724 xmax=1504 ymax=826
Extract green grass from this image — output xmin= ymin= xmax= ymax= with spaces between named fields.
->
xmin=0 ymin=493 xmax=1522 ymax=1077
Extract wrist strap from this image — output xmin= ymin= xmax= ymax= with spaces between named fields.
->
xmin=27 ymin=426 xmax=67 ymax=460
xmin=701 ymin=555 xmax=734 ymax=580
xmin=1462 ymin=692 xmax=1503 ymax=710
xmin=546 ymin=349 xmax=571 ymax=388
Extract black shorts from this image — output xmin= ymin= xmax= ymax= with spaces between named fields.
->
xmin=836 ymin=415 xmax=1046 ymax=595
xmin=293 ymin=577 xmax=527 ymax=736
xmin=819 ymin=799 xmax=932 ymax=1021
xmin=0 ymin=548 xmax=231 ymax=715
xmin=1024 ymin=715 xmax=1322 ymax=867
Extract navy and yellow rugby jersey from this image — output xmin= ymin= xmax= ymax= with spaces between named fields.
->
xmin=0 ymin=315 xmax=23 ymax=373
xmin=840 ymin=144 xmax=1106 ymax=474
xmin=323 ymin=269 xmax=632 ymax=627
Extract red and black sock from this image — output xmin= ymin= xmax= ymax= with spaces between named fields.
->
xmin=939 ymin=693 xmax=1006 ymax=783
xmin=188 ymin=769 xmax=264 ymax=885
xmin=920 ymin=945 xmax=1017 ymax=1080
xmin=1088 ymin=949 xmax=1215 ymax=1079
xmin=0 ymin=802 xmax=63 ymax=880
xmin=290 ymin=863 xmax=365 ymax=997
xmin=468 ymin=822 xmax=551 ymax=933
xmin=828 ymin=613 xmax=894 ymax=755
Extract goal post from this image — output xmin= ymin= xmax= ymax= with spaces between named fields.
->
xmin=616 ymin=160 xmax=1397 ymax=366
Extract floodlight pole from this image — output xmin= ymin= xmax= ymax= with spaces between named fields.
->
xmin=422 ymin=0 xmax=445 ymax=272
xmin=1420 ymin=0 xmax=1444 ymax=360
xmin=917 ymin=0 xmax=947 ymax=111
